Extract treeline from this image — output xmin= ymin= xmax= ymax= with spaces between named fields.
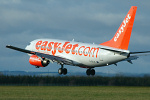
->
xmin=0 ymin=75 xmax=150 ymax=86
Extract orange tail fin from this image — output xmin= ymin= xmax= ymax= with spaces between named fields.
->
xmin=100 ymin=6 xmax=137 ymax=50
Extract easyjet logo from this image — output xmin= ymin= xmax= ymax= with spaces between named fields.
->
xmin=114 ymin=14 xmax=131 ymax=42
xmin=35 ymin=41 xmax=99 ymax=58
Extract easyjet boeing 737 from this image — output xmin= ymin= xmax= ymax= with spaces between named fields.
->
xmin=6 ymin=6 xmax=150 ymax=75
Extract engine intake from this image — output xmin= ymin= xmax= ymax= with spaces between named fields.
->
xmin=29 ymin=55 xmax=49 ymax=67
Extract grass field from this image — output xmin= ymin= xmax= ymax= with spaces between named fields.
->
xmin=0 ymin=86 xmax=150 ymax=100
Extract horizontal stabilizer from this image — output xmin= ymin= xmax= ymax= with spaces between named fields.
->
xmin=130 ymin=51 xmax=150 ymax=54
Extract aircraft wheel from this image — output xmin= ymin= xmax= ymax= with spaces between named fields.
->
xmin=86 ymin=69 xmax=95 ymax=76
xmin=58 ymin=68 xmax=63 ymax=75
xmin=86 ymin=69 xmax=91 ymax=76
xmin=63 ymin=68 xmax=67 ymax=75
xmin=91 ymin=69 xmax=95 ymax=76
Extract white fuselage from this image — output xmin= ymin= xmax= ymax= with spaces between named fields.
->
xmin=26 ymin=39 xmax=129 ymax=68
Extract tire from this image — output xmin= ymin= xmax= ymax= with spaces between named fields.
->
xmin=86 ymin=69 xmax=91 ymax=76
xmin=58 ymin=68 xmax=63 ymax=75
xmin=63 ymin=68 xmax=67 ymax=75
xmin=91 ymin=69 xmax=95 ymax=76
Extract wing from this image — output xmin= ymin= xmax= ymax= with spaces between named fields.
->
xmin=6 ymin=45 xmax=73 ymax=65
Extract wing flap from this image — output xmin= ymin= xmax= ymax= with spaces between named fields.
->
xmin=35 ymin=52 xmax=73 ymax=65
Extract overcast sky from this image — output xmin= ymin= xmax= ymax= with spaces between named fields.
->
xmin=1 ymin=0 xmax=150 ymax=75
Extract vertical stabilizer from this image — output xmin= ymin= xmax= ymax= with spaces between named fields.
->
xmin=100 ymin=6 xmax=137 ymax=50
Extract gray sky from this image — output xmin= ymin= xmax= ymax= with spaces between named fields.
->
xmin=1 ymin=0 xmax=150 ymax=74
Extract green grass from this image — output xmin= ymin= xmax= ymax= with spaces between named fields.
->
xmin=0 ymin=86 xmax=150 ymax=100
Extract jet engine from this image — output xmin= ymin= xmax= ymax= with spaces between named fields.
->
xmin=29 ymin=55 xmax=49 ymax=67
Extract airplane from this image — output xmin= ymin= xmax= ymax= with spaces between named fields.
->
xmin=6 ymin=6 xmax=150 ymax=76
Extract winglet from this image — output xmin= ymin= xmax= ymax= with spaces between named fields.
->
xmin=100 ymin=6 xmax=137 ymax=50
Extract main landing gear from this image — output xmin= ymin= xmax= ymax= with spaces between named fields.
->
xmin=58 ymin=64 xmax=67 ymax=75
xmin=58 ymin=65 xmax=95 ymax=76
xmin=86 ymin=68 xmax=95 ymax=76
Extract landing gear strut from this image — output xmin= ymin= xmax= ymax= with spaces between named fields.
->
xmin=58 ymin=64 xmax=67 ymax=75
xmin=86 ymin=68 xmax=95 ymax=76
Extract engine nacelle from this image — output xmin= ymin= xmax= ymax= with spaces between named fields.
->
xmin=29 ymin=55 xmax=49 ymax=67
